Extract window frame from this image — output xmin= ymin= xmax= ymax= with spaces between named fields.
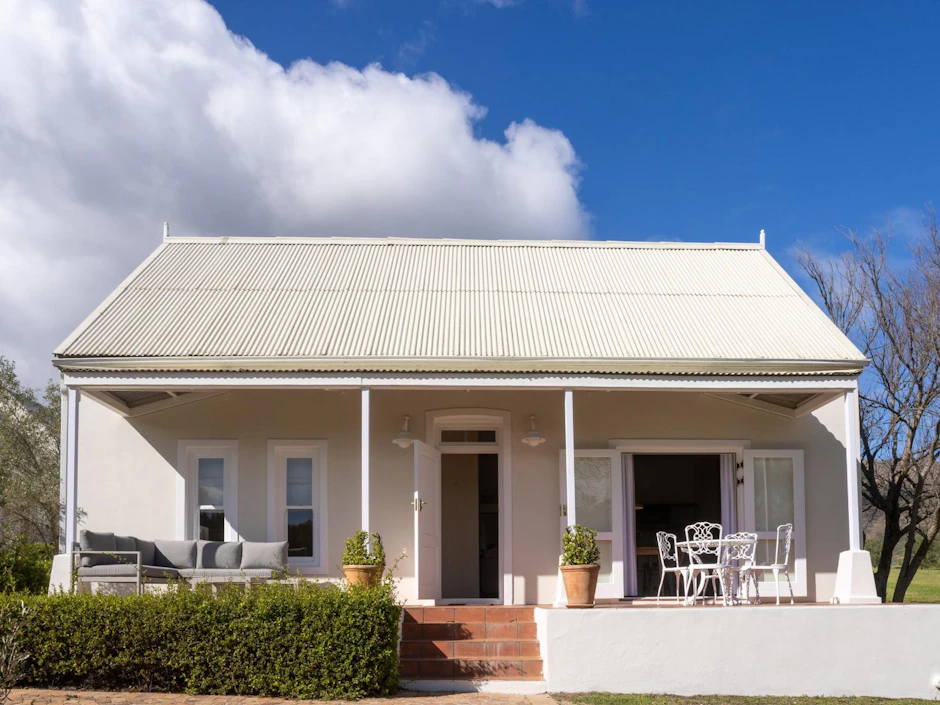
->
xmin=176 ymin=440 xmax=239 ymax=542
xmin=266 ymin=440 xmax=328 ymax=573
xmin=742 ymin=449 xmax=807 ymax=597
xmin=558 ymin=449 xmax=624 ymax=600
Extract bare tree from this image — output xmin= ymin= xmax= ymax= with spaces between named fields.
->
xmin=798 ymin=209 xmax=940 ymax=602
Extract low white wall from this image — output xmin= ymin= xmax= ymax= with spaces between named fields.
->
xmin=539 ymin=605 xmax=940 ymax=699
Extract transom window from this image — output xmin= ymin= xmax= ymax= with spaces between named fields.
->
xmin=267 ymin=441 xmax=328 ymax=572
xmin=440 ymin=429 xmax=497 ymax=444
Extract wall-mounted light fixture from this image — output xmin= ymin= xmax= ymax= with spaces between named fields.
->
xmin=392 ymin=415 xmax=414 ymax=448
xmin=521 ymin=415 xmax=546 ymax=447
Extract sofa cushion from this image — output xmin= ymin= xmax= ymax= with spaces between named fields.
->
xmin=179 ymin=568 xmax=275 ymax=579
xmin=197 ymin=540 xmax=242 ymax=569
xmin=114 ymin=534 xmax=137 ymax=557
xmin=240 ymin=541 xmax=288 ymax=570
xmin=79 ymin=530 xmax=116 ymax=567
xmin=135 ymin=538 xmax=156 ymax=567
xmin=153 ymin=540 xmax=197 ymax=569
xmin=77 ymin=564 xmax=179 ymax=579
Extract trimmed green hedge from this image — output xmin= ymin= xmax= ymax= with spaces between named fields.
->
xmin=0 ymin=581 xmax=401 ymax=699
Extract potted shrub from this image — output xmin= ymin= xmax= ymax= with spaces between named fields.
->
xmin=560 ymin=524 xmax=600 ymax=608
xmin=342 ymin=530 xmax=386 ymax=587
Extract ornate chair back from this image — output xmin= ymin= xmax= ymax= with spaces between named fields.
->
xmin=656 ymin=531 xmax=681 ymax=570
xmin=684 ymin=521 xmax=723 ymax=562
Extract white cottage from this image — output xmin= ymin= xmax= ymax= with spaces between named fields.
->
xmin=49 ymin=235 xmax=939 ymax=697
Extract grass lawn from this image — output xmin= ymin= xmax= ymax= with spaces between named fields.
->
xmin=563 ymin=693 xmax=937 ymax=705
xmin=885 ymin=568 xmax=940 ymax=603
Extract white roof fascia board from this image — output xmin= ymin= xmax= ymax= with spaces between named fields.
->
xmin=54 ymin=242 xmax=169 ymax=355
xmin=61 ymin=370 xmax=859 ymax=393
xmin=51 ymin=355 xmax=866 ymax=375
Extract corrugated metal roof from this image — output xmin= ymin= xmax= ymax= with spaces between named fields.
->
xmin=54 ymin=237 xmax=867 ymax=375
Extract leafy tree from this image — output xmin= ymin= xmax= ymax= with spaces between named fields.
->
xmin=0 ymin=358 xmax=61 ymax=559
xmin=798 ymin=209 xmax=940 ymax=602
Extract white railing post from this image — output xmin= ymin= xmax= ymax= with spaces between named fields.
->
xmin=564 ymin=388 xmax=576 ymax=527
xmin=844 ymin=386 xmax=862 ymax=551
xmin=64 ymin=387 xmax=80 ymax=554
xmin=361 ymin=387 xmax=370 ymax=534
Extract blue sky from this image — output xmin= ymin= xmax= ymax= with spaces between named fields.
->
xmin=2 ymin=1 xmax=937 ymax=385
xmin=213 ymin=0 xmax=940 ymax=263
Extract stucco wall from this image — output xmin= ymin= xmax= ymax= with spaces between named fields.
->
xmin=74 ymin=388 xmax=851 ymax=604
xmin=538 ymin=605 xmax=940 ymax=698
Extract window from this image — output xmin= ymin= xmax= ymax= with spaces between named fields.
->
xmin=177 ymin=440 xmax=238 ymax=542
xmin=559 ymin=450 xmax=624 ymax=599
xmin=440 ymin=429 xmax=497 ymax=444
xmin=197 ymin=457 xmax=226 ymax=541
xmin=267 ymin=441 xmax=327 ymax=571
xmin=743 ymin=449 xmax=806 ymax=596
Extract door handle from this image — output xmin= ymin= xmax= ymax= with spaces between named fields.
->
xmin=413 ymin=498 xmax=426 ymax=512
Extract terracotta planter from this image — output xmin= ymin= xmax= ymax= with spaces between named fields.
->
xmin=343 ymin=564 xmax=384 ymax=588
xmin=560 ymin=564 xmax=600 ymax=608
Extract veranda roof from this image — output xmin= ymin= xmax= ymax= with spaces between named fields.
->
xmin=53 ymin=237 xmax=867 ymax=376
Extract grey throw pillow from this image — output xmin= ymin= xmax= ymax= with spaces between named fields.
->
xmin=197 ymin=540 xmax=242 ymax=569
xmin=79 ymin=529 xmax=116 ymax=567
xmin=240 ymin=541 xmax=288 ymax=570
xmin=135 ymin=538 xmax=156 ymax=566
xmin=153 ymin=540 xmax=197 ymax=569
xmin=114 ymin=535 xmax=137 ymax=564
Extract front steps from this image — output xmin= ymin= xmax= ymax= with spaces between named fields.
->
xmin=400 ymin=606 xmax=543 ymax=681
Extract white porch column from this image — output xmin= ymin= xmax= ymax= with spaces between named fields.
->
xmin=844 ymin=386 xmax=862 ymax=551
xmin=832 ymin=383 xmax=880 ymax=603
xmin=64 ymin=387 xmax=80 ymax=553
xmin=564 ymin=388 xmax=576 ymax=527
xmin=361 ymin=387 xmax=370 ymax=534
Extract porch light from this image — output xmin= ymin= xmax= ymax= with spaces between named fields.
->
xmin=521 ymin=415 xmax=546 ymax=447
xmin=392 ymin=415 xmax=414 ymax=448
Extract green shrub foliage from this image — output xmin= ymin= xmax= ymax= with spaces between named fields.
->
xmin=342 ymin=530 xmax=386 ymax=567
xmin=0 ymin=543 xmax=55 ymax=595
xmin=0 ymin=580 xmax=401 ymax=699
xmin=561 ymin=524 xmax=600 ymax=566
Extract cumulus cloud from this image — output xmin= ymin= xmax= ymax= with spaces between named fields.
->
xmin=0 ymin=0 xmax=588 ymax=387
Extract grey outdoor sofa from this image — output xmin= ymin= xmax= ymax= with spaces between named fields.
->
xmin=74 ymin=529 xmax=288 ymax=595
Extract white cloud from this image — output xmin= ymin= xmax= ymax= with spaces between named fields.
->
xmin=0 ymin=0 xmax=588 ymax=387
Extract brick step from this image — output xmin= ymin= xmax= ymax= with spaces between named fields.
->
xmin=402 ymin=620 xmax=538 ymax=641
xmin=403 ymin=606 xmax=535 ymax=624
xmin=401 ymin=639 xmax=541 ymax=660
xmin=400 ymin=657 xmax=543 ymax=680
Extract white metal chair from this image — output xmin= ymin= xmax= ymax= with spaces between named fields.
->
xmin=683 ymin=521 xmax=725 ymax=605
xmin=744 ymin=523 xmax=794 ymax=605
xmin=655 ymin=531 xmax=689 ymax=606
xmin=719 ymin=531 xmax=758 ymax=605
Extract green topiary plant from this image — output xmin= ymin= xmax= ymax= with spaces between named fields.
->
xmin=561 ymin=524 xmax=600 ymax=566
xmin=342 ymin=530 xmax=386 ymax=567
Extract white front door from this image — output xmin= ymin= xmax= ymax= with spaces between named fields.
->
xmin=414 ymin=440 xmax=442 ymax=601
xmin=559 ymin=449 xmax=625 ymax=600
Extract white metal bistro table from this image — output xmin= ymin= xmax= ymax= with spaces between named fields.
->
xmin=675 ymin=537 xmax=757 ymax=605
